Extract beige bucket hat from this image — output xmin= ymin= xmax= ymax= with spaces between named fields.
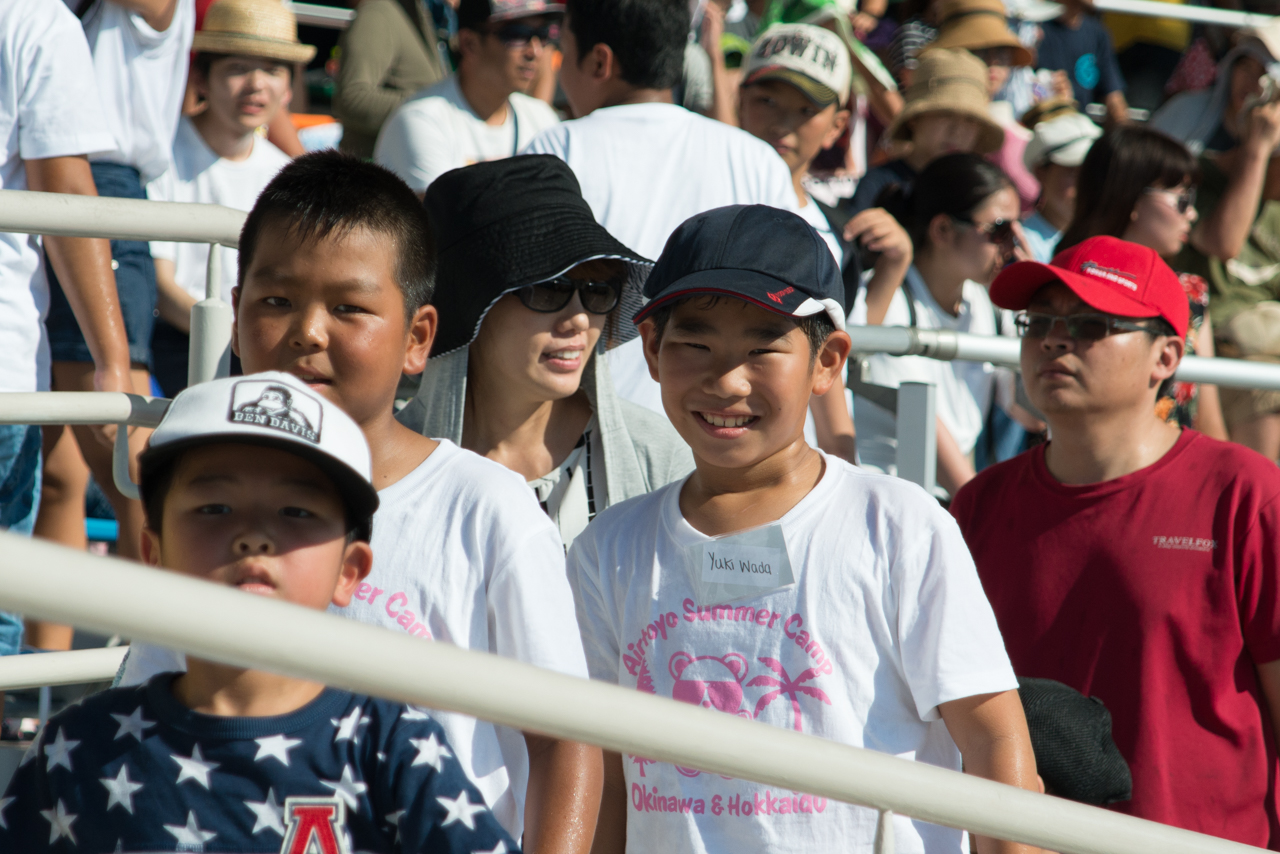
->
xmin=927 ymin=0 xmax=1035 ymax=67
xmin=884 ymin=48 xmax=1004 ymax=154
xmin=193 ymin=0 xmax=317 ymax=64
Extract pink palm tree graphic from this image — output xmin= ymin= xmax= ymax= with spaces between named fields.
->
xmin=747 ymin=657 xmax=831 ymax=732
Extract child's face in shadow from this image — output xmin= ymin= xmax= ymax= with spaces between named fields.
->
xmin=640 ymin=297 xmax=848 ymax=470
xmin=141 ymin=444 xmax=370 ymax=612
xmin=232 ymin=220 xmax=436 ymax=429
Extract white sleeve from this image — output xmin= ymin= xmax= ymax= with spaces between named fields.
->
xmin=373 ymin=104 xmax=456 ymax=194
xmin=15 ymin=6 xmax=114 ymax=160
xmin=892 ymin=493 xmax=1017 ymax=720
xmin=519 ymin=124 xmax=569 ymax=159
xmin=486 ymin=507 xmax=590 ymax=679
xmin=114 ymin=642 xmax=186 ymax=687
xmin=566 ymin=531 xmax=621 ymax=684
xmin=760 ymin=148 xmax=802 ymax=214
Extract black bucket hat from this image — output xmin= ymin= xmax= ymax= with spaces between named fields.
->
xmin=1017 ymin=677 xmax=1132 ymax=806
xmin=424 ymin=155 xmax=653 ymax=358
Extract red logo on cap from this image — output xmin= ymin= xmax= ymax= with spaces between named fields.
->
xmin=767 ymin=287 xmax=795 ymax=304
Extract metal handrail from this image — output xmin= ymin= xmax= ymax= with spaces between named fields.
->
xmin=0 ymin=648 xmax=127 ymax=691
xmin=847 ymin=326 xmax=1280 ymax=392
xmin=0 ymin=190 xmax=244 ymax=247
xmin=0 ymin=531 xmax=1265 ymax=854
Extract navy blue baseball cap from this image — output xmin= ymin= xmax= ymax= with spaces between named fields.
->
xmin=633 ymin=205 xmax=847 ymax=330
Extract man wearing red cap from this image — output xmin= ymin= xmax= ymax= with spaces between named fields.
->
xmin=952 ymin=235 xmax=1280 ymax=845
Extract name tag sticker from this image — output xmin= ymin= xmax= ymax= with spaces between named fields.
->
xmin=692 ymin=523 xmax=795 ymax=605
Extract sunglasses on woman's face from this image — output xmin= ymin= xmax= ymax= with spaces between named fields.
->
xmin=514 ymin=276 xmax=621 ymax=315
xmin=1143 ymin=185 xmax=1196 ymax=215
xmin=954 ymin=215 xmax=1016 ymax=246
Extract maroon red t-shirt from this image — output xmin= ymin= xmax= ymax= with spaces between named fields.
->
xmin=952 ymin=430 xmax=1280 ymax=846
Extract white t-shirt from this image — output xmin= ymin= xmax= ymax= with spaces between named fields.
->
xmin=0 ymin=0 xmax=114 ymax=393
xmin=83 ymin=0 xmax=195 ymax=184
xmin=567 ymin=454 xmax=1017 ymax=854
xmin=850 ymin=268 xmax=1003 ymax=475
xmin=797 ymin=196 xmax=842 ymax=263
xmin=375 ymin=75 xmax=559 ymax=194
xmin=148 ymin=118 xmax=291 ymax=304
xmin=119 ymin=440 xmax=588 ymax=838
xmin=523 ymin=103 xmax=799 ymax=416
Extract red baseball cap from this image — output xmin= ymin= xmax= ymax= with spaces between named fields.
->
xmin=990 ymin=236 xmax=1189 ymax=339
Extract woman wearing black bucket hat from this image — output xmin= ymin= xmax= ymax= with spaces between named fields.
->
xmin=397 ymin=155 xmax=693 ymax=546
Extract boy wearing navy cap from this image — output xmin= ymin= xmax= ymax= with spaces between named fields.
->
xmin=568 ymin=205 xmax=1039 ymax=854
xmin=954 ymin=235 xmax=1280 ymax=846
xmin=0 ymin=372 xmax=517 ymax=854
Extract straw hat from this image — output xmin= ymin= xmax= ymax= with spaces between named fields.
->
xmin=926 ymin=0 xmax=1034 ymax=67
xmin=192 ymin=0 xmax=317 ymax=64
xmin=884 ymin=48 xmax=1004 ymax=154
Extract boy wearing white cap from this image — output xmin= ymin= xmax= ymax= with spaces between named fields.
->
xmin=0 ymin=373 xmax=518 ymax=854
xmin=1020 ymin=102 xmax=1102 ymax=262
xmin=148 ymin=0 xmax=314 ymax=396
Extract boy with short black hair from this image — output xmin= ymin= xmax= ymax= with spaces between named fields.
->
xmin=1 ymin=372 xmax=517 ymax=854
xmin=122 ymin=152 xmax=602 ymax=852
xmin=568 ymin=205 xmax=1039 ymax=854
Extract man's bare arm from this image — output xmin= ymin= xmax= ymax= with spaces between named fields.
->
xmin=940 ymin=690 xmax=1041 ymax=854
xmin=25 ymin=155 xmax=133 ymax=401
xmin=523 ymin=733 xmax=604 ymax=854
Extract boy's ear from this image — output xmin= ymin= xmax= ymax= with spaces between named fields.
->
xmin=810 ymin=329 xmax=852 ymax=396
xmin=331 ymin=540 xmax=373 ymax=609
xmin=824 ymin=108 xmax=852 ymax=149
xmin=403 ymin=304 xmax=438 ymax=376
xmin=140 ymin=528 xmax=163 ymax=568
xmin=638 ymin=318 xmax=661 ymax=382
xmin=230 ymin=286 xmax=242 ymax=357
xmin=586 ymin=41 xmax=616 ymax=83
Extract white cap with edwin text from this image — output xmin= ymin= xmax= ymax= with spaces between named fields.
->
xmin=138 ymin=372 xmax=379 ymax=539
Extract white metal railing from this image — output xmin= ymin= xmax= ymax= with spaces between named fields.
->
xmin=0 ymin=531 xmax=1266 ymax=854
xmin=288 ymin=1 xmax=354 ymax=28
xmin=0 ymin=647 xmax=127 ymax=691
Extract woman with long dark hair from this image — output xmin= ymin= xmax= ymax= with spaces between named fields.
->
xmin=854 ymin=152 xmax=1035 ymax=496
xmin=1059 ymin=125 xmax=1228 ymax=438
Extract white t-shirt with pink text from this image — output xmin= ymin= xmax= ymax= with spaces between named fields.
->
xmin=567 ymin=453 xmax=1017 ymax=854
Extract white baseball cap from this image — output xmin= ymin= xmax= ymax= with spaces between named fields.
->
xmin=743 ymin=24 xmax=853 ymax=108
xmin=1023 ymin=111 xmax=1103 ymax=171
xmin=139 ymin=372 xmax=378 ymax=540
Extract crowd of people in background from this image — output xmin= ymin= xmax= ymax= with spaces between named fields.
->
xmin=2 ymin=0 xmax=1280 ymax=850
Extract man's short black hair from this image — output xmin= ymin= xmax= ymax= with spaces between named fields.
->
xmin=565 ymin=0 xmax=688 ymax=90
xmin=238 ymin=151 xmax=437 ymax=319
xmin=644 ymin=295 xmax=837 ymax=363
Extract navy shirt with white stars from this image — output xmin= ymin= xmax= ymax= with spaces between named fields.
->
xmin=0 ymin=674 xmax=519 ymax=854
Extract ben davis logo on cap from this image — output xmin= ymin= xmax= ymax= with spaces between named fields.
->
xmin=228 ymin=379 xmax=323 ymax=444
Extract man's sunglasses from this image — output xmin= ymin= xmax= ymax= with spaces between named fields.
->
xmin=954 ymin=216 xmax=1016 ymax=245
xmin=1015 ymin=312 xmax=1159 ymax=340
xmin=1142 ymin=186 xmax=1196 ymax=215
xmin=515 ymin=276 xmax=621 ymax=315
xmin=488 ymin=20 xmax=560 ymax=48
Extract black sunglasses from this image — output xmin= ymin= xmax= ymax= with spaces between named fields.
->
xmin=954 ymin=215 xmax=1016 ymax=246
xmin=1142 ymin=185 xmax=1197 ymax=215
xmin=489 ymin=20 xmax=560 ymax=48
xmin=1015 ymin=311 xmax=1158 ymax=340
xmin=515 ymin=276 xmax=621 ymax=315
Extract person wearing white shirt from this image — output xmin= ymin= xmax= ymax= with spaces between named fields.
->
xmin=854 ymin=153 xmax=1026 ymax=497
xmin=148 ymin=0 xmax=314 ymax=396
xmin=523 ymin=0 xmax=800 ymax=416
xmin=375 ymin=0 xmax=562 ymax=196
xmin=0 ymin=0 xmax=131 ymax=670
xmin=38 ymin=0 xmax=195 ymax=571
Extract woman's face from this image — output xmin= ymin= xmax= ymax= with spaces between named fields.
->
xmin=1124 ymin=181 xmax=1197 ymax=257
xmin=932 ymin=186 xmax=1020 ymax=285
xmin=468 ymin=259 xmax=623 ymax=404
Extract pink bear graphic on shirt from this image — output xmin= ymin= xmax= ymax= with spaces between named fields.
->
xmin=668 ymin=651 xmax=752 ymax=717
